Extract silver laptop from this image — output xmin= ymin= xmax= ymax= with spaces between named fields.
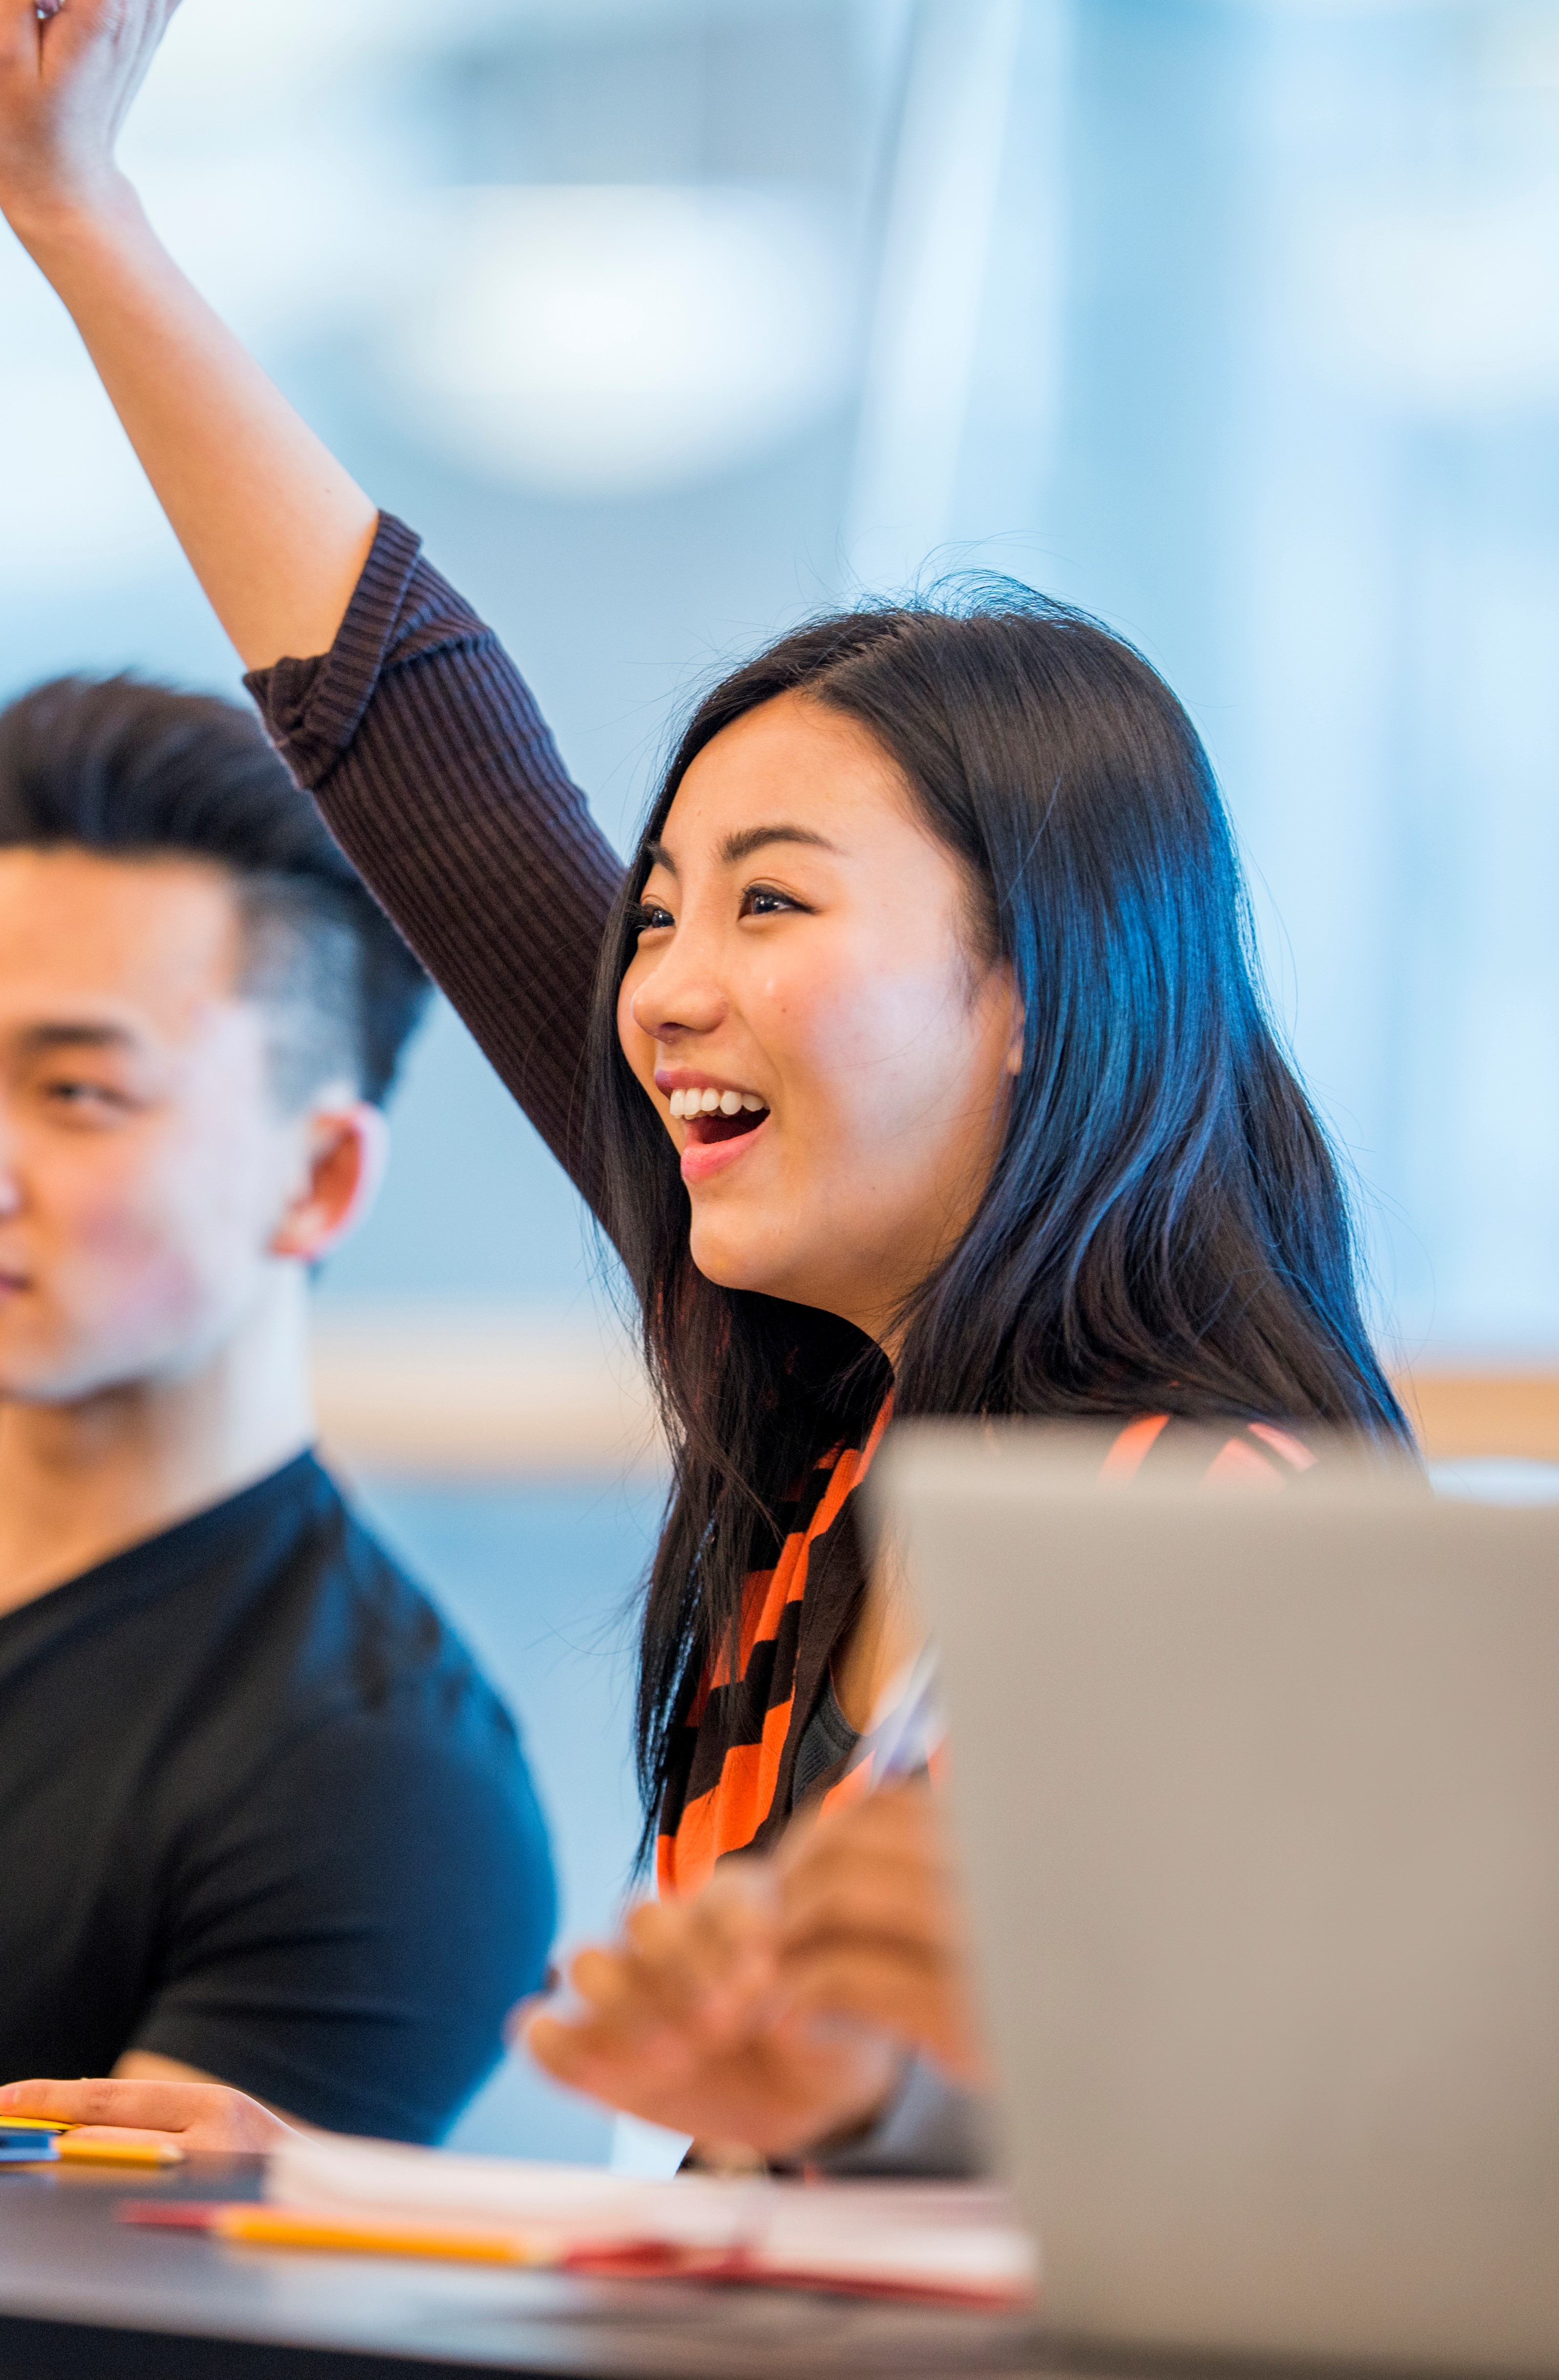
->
xmin=874 ymin=1427 xmax=1559 ymax=2374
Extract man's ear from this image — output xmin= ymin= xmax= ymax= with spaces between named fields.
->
xmin=270 ymin=1099 xmax=389 ymax=1263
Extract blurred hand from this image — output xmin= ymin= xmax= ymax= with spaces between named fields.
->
xmin=0 ymin=0 xmax=181 ymax=232
xmin=0 ymin=2074 xmax=296 ymax=2155
xmin=774 ymin=1777 xmax=989 ymax=2087
xmin=523 ymin=1778 xmax=989 ymax=2159
xmin=522 ymin=1859 xmax=905 ymax=2161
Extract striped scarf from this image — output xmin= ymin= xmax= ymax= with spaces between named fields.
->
xmin=655 ymin=1406 xmax=1314 ymax=1897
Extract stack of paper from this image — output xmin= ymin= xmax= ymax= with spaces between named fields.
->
xmin=183 ymin=2132 xmax=1039 ymax=2305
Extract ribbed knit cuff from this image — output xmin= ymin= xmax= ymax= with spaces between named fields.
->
xmin=245 ymin=513 xmax=427 ymax=788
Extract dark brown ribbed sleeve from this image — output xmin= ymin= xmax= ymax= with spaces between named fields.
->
xmin=245 ymin=515 xmax=625 ymax=1218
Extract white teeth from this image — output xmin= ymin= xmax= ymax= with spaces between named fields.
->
xmin=667 ymin=1085 xmax=769 ymax=1119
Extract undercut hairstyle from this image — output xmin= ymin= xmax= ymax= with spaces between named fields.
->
xmin=0 ymin=674 xmax=430 ymax=1108
xmin=586 ymin=579 xmax=1415 ymax=1840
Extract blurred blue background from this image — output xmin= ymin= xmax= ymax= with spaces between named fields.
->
xmin=5 ymin=0 xmax=1559 ymax=2151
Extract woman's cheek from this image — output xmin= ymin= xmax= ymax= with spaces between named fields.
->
xmin=750 ymin=947 xmax=861 ymax=1079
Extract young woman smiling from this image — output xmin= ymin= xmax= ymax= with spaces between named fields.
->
xmin=0 ymin=0 xmax=1413 ymax=2169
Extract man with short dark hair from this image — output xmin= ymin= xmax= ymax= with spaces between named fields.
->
xmin=0 ymin=674 xmax=556 ymax=2145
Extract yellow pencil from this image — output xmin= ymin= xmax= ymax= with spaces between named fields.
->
xmin=0 ymin=2114 xmax=72 ymax=2134
xmin=56 ymin=2135 xmax=186 ymax=2168
xmin=210 ymin=2208 xmax=560 ymax=2265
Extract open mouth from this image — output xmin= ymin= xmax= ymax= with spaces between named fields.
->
xmin=668 ymin=1085 xmax=770 ymax=1148
xmin=686 ymin=1109 xmax=766 ymax=1147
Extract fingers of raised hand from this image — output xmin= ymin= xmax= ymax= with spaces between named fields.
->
xmin=31 ymin=1 xmax=174 ymax=35
xmin=0 ymin=2 xmax=39 ymax=69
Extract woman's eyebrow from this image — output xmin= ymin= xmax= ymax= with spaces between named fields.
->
xmin=644 ymin=825 xmax=842 ymax=877
xmin=719 ymin=824 xmax=841 ymax=865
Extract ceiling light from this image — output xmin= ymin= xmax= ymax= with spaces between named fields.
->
xmin=389 ymin=185 xmax=857 ymax=498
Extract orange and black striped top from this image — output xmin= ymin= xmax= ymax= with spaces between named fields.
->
xmin=654 ymin=1407 xmax=1316 ymax=1899
xmin=247 ymin=523 xmax=1319 ymax=1906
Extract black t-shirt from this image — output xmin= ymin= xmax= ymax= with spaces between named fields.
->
xmin=0 ymin=1453 xmax=555 ymax=2144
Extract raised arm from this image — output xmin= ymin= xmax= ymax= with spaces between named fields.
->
xmin=0 ymin=0 xmax=625 ymax=1204
xmin=0 ymin=1 xmax=374 ymax=668
xmin=248 ymin=517 xmax=623 ymax=1207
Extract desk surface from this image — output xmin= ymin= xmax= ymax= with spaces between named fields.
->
xmin=0 ymin=2155 xmax=1059 ymax=2380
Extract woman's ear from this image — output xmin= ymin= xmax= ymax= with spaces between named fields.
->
xmin=270 ymin=1099 xmax=389 ymax=1263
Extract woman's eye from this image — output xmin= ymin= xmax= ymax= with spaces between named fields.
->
xmin=742 ymin=884 xmax=800 ymax=919
xmin=630 ymin=901 xmax=675 ymax=935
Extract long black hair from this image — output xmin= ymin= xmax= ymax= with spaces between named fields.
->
xmin=586 ymin=581 xmax=1413 ymax=1835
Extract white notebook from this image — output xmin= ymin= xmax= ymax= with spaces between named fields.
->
xmin=265 ymin=2131 xmax=1035 ymax=2304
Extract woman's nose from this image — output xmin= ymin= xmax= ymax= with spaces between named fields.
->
xmin=629 ymin=931 xmax=728 ymax=1042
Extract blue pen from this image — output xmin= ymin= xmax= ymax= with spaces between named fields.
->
xmin=0 ymin=2133 xmax=58 ymax=2163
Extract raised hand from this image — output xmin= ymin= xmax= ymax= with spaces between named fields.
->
xmin=0 ymin=0 xmax=376 ymax=670
xmin=0 ymin=0 xmax=182 ymax=234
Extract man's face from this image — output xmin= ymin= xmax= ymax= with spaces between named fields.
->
xmin=0 ymin=848 xmax=317 ymax=1403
